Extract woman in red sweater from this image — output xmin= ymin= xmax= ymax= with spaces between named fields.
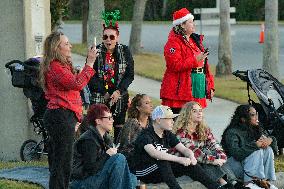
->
xmin=39 ymin=31 xmax=98 ymax=189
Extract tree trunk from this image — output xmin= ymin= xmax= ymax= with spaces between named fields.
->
xmin=129 ymin=0 xmax=148 ymax=55
xmin=88 ymin=0 xmax=104 ymax=47
xmin=263 ymin=0 xmax=279 ymax=79
xmin=216 ymin=0 xmax=232 ymax=77
xmin=82 ymin=0 xmax=88 ymax=44
xmin=162 ymin=0 xmax=168 ymax=18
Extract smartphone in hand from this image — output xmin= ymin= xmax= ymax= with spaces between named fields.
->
xmin=204 ymin=48 xmax=209 ymax=55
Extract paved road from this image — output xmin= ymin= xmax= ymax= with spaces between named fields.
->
xmin=63 ymin=23 xmax=284 ymax=79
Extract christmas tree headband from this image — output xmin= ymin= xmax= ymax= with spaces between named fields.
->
xmin=102 ymin=10 xmax=121 ymax=29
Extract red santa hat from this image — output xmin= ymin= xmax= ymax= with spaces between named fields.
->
xmin=172 ymin=8 xmax=194 ymax=26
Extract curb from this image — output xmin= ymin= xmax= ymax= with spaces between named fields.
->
xmin=145 ymin=172 xmax=284 ymax=189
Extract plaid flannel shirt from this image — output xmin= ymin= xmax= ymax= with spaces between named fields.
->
xmin=175 ymin=128 xmax=227 ymax=164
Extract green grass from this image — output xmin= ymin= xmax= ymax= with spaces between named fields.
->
xmin=0 ymin=180 xmax=42 ymax=189
xmin=0 ymin=160 xmax=47 ymax=170
xmin=275 ymin=155 xmax=284 ymax=172
xmin=72 ymin=44 xmax=262 ymax=104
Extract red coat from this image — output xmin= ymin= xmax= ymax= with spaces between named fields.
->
xmin=160 ymin=30 xmax=214 ymax=108
xmin=45 ymin=60 xmax=95 ymax=121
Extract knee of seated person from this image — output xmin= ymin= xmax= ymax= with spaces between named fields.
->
xmin=263 ymin=146 xmax=274 ymax=156
xmin=112 ymin=153 xmax=127 ymax=162
xmin=251 ymin=149 xmax=264 ymax=157
xmin=265 ymin=146 xmax=273 ymax=153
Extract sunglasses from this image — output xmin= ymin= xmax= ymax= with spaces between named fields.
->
xmin=103 ymin=34 xmax=116 ymax=40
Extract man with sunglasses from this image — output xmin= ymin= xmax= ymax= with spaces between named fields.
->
xmin=88 ymin=10 xmax=134 ymax=143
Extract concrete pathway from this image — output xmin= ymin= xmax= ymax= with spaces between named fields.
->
xmin=72 ymin=53 xmax=238 ymax=141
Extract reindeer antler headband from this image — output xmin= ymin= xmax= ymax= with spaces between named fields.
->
xmin=102 ymin=10 xmax=121 ymax=29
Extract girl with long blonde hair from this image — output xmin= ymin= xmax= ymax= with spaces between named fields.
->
xmin=173 ymin=101 xmax=208 ymax=140
xmin=173 ymin=101 xmax=241 ymax=189
xmin=40 ymin=31 xmax=98 ymax=189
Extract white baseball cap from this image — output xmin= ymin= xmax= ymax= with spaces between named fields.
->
xmin=152 ymin=105 xmax=179 ymax=120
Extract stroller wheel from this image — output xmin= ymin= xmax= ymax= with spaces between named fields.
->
xmin=20 ymin=139 xmax=41 ymax=161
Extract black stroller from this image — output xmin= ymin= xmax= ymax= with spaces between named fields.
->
xmin=5 ymin=57 xmax=48 ymax=161
xmin=233 ymin=69 xmax=284 ymax=152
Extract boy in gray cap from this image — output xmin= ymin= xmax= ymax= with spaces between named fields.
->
xmin=130 ymin=105 xmax=228 ymax=189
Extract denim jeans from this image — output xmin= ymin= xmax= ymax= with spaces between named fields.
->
xmin=200 ymin=163 xmax=237 ymax=182
xmin=227 ymin=147 xmax=276 ymax=182
xmin=70 ymin=154 xmax=137 ymax=189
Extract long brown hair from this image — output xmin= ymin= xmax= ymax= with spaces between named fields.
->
xmin=173 ymin=101 xmax=208 ymax=141
xmin=39 ymin=31 xmax=73 ymax=90
xmin=127 ymin=94 xmax=147 ymax=119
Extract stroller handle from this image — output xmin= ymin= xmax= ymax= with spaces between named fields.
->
xmin=5 ymin=60 xmax=24 ymax=69
xmin=232 ymin=70 xmax=249 ymax=82
xmin=5 ymin=60 xmax=39 ymax=71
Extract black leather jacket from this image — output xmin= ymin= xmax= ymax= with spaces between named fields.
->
xmin=71 ymin=126 xmax=113 ymax=180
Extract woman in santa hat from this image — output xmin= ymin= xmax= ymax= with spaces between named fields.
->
xmin=160 ymin=7 xmax=215 ymax=114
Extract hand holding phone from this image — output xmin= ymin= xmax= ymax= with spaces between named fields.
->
xmin=204 ymin=48 xmax=209 ymax=55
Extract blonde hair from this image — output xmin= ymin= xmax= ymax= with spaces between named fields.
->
xmin=39 ymin=31 xmax=73 ymax=90
xmin=173 ymin=101 xmax=208 ymax=141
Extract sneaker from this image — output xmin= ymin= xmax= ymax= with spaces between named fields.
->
xmin=218 ymin=183 xmax=235 ymax=189
xmin=223 ymin=183 xmax=235 ymax=189
xmin=234 ymin=181 xmax=250 ymax=189
xmin=245 ymin=183 xmax=264 ymax=189
xmin=269 ymin=184 xmax=278 ymax=189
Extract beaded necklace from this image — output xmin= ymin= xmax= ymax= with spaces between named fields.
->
xmin=103 ymin=52 xmax=116 ymax=90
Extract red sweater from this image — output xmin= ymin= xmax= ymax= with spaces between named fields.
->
xmin=45 ymin=60 xmax=95 ymax=121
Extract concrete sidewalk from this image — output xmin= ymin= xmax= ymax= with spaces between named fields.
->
xmin=72 ymin=53 xmax=238 ymax=141
xmin=72 ymin=53 xmax=284 ymax=189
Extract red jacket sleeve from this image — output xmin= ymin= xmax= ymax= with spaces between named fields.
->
xmin=49 ymin=61 xmax=95 ymax=91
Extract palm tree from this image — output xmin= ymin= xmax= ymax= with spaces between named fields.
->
xmin=216 ymin=0 xmax=232 ymax=77
xmin=129 ymin=0 xmax=148 ymax=54
xmin=88 ymin=0 xmax=104 ymax=47
xmin=263 ymin=0 xmax=279 ymax=79
xmin=50 ymin=0 xmax=69 ymax=31
xmin=82 ymin=0 xmax=88 ymax=44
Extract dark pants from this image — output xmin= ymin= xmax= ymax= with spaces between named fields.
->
xmin=137 ymin=161 xmax=220 ymax=189
xmin=172 ymin=162 xmax=221 ymax=189
xmin=44 ymin=108 xmax=77 ymax=189
xmin=112 ymin=93 xmax=129 ymax=143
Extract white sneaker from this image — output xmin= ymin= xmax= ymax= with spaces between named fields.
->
xmin=245 ymin=183 xmax=264 ymax=189
xmin=269 ymin=184 xmax=278 ymax=189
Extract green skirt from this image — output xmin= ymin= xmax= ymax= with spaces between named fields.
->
xmin=191 ymin=73 xmax=206 ymax=98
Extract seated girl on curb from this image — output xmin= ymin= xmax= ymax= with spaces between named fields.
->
xmin=172 ymin=101 xmax=245 ymax=189
xmin=70 ymin=104 xmax=137 ymax=189
xmin=118 ymin=94 xmax=153 ymax=158
xmin=221 ymin=104 xmax=278 ymax=189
